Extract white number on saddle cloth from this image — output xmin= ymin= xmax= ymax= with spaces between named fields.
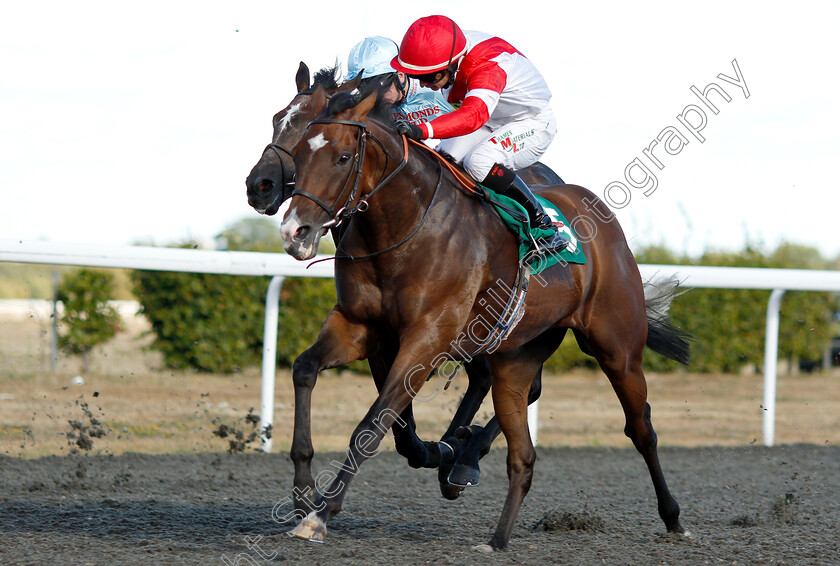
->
xmin=545 ymin=208 xmax=578 ymax=254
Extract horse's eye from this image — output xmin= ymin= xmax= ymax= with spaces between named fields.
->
xmin=337 ymin=153 xmax=352 ymax=165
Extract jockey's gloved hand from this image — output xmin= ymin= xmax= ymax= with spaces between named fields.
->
xmin=395 ymin=121 xmax=424 ymax=141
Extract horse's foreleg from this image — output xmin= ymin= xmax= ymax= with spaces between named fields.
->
xmin=440 ymin=357 xmax=493 ymax=439
xmin=369 ymin=347 xmax=444 ymax=470
xmin=376 ymin=354 xmax=496 ymax=474
xmin=290 ymin=332 xmax=450 ymax=542
xmin=289 ymin=307 xmax=375 ymax=520
xmin=432 ymin=357 xmax=493 ymax=496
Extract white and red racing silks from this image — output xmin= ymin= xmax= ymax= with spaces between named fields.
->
xmin=419 ymin=31 xmax=552 ymax=140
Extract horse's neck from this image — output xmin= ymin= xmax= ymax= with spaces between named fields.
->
xmin=348 ymin=148 xmax=516 ymax=269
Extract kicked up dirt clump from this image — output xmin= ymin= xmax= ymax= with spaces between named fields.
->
xmin=64 ymin=398 xmax=108 ymax=454
xmin=211 ymin=407 xmax=264 ymax=453
xmin=534 ymin=507 xmax=606 ymax=532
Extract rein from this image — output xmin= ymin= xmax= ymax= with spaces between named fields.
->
xmin=408 ymin=139 xmax=528 ymax=222
xmin=335 ymin=160 xmax=443 ymax=262
xmin=408 ymin=139 xmax=482 ymax=197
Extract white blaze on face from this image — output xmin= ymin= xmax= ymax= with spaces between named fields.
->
xmin=278 ymin=102 xmax=301 ymax=135
xmin=307 ymin=133 xmax=328 ymax=152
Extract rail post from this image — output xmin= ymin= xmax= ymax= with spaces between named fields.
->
xmin=260 ymin=276 xmax=285 ymax=452
xmin=762 ymin=289 xmax=785 ymax=447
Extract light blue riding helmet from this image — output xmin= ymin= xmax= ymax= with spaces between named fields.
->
xmin=344 ymin=36 xmax=400 ymax=81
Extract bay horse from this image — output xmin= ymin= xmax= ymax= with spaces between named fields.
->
xmin=278 ymin=86 xmax=690 ymax=550
xmin=246 ymin=62 xmax=572 ymax=497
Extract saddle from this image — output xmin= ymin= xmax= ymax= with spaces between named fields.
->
xmin=407 ymin=139 xmax=586 ymax=271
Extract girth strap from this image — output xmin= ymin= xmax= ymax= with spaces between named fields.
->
xmin=466 ymin=261 xmax=531 ymax=358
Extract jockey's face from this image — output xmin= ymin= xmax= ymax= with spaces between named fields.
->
xmin=382 ymin=73 xmax=407 ymax=105
xmin=382 ymin=82 xmax=400 ymax=104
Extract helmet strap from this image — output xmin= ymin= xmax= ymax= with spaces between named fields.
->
xmin=395 ymin=73 xmax=409 ymax=103
xmin=443 ymin=64 xmax=458 ymax=89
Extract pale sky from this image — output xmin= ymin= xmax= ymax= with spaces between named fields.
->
xmin=2 ymin=1 xmax=839 ymax=259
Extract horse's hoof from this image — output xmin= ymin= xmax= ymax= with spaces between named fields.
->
xmin=288 ymin=511 xmax=327 ymax=542
xmin=472 ymin=544 xmax=494 ymax=553
xmin=447 ymin=463 xmax=480 ymax=487
xmin=439 ymin=482 xmax=465 ymax=500
xmin=660 ymin=529 xmax=693 ymax=541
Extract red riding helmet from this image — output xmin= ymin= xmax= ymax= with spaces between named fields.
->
xmin=391 ymin=15 xmax=468 ymax=75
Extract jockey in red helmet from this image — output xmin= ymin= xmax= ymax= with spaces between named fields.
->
xmin=392 ymin=15 xmax=566 ymax=251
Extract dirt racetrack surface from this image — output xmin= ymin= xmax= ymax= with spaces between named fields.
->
xmin=1 ymin=444 xmax=838 ymax=565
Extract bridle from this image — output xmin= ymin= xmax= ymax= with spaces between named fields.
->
xmin=291 ymin=118 xmax=408 ymax=231
xmin=260 ymin=142 xmax=295 ymax=200
xmin=292 ymin=117 xmax=443 ymax=261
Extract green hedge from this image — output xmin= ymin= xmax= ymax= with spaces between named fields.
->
xmin=57 ymin=268 xmax=122 ymax=371
xmin=132 ymin=270 xmax=267 ymax=373
xmin=630 ymin=244 xmax=838 ymax=373
xmin=275 ymin=277 xmax=339 ymax=367
xmin=546 ymin=243 xmax=838 ymax=374
xmin=132 ymin=270 xmax=342 ymax=373
xmin=131 ymin=218 xmax=341 ymax=373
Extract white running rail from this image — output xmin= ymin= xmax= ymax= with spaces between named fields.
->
xmin=3 ymin=239 xmax=840 ymax=449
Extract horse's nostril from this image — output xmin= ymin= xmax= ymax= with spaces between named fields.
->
xmin=295 ymin=225 xmax=311 ymax=240
xmin=257 ymin=179 xmax=273 ymax=192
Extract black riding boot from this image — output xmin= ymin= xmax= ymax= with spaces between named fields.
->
xmin=481 ymin=164 xmax=568 ymax=251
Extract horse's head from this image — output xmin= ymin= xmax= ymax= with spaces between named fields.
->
xmin=245 ymin=62 xmax=361 ymax=216
xmin=280 ymin=86 xmax=398 ymax=260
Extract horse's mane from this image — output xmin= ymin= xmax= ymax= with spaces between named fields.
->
xmin=312 ymin=64 xmax=341 ymax=91
xmin=326 ymin=85 xmax=397 ymax=130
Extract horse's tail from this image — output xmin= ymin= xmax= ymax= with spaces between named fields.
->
xmin=643 ymin=275 xmax=692 ymax=366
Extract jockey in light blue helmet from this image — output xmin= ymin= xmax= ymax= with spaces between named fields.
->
xmin=345 ymin=36 xmax=454 ymax=130
xmin=345 ymin=36 xmax=402 ymax=82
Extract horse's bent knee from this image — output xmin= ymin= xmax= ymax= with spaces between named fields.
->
xmin=292 ymin=352 xmax=319 ymax=388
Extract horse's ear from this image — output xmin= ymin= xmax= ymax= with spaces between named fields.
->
xmin=311 ymin=86 xmax=327 ymax=115
xmin=342 ymin=70 xmax=363 ymax=91
xmin=295 ymin=61 xmax=310 ymax=92
xmin=350 ymin=91 xmax=378 ymax=120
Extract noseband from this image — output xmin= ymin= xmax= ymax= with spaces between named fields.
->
xmin=260 ymin=142 xmax=295 ymax=199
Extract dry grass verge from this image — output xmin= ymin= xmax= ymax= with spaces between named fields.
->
xmin=1 ymin=316 xmax=838 ymax=458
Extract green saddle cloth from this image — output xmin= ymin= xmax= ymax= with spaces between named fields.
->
xmin=482 ymin=188 xmax=587 ymax=274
